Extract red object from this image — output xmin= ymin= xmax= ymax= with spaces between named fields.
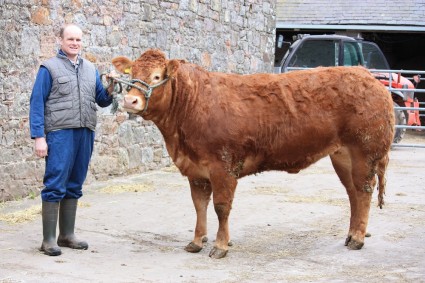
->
xmin=376 ymin=72 xmax=421 ymax=126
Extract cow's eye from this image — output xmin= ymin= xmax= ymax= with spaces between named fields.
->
xmin=153 ymin=75 xmax=160 ymax=81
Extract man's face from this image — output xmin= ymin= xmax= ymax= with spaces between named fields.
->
xmin=59 ymin=25 xmax=82 ymax=59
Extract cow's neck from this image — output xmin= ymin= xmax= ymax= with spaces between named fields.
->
xmin=149 ymin=64 xmax=204 ymax=161
xmin=145 ymin=81 xmax=180 ymax=134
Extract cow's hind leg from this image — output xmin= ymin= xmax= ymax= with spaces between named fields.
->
xmin=209 ymin=167 xmax=237 ymax=259
xmin=185 ymin=178 xmax=212 ymax=253
xmin=330 ymin=147 xmax=376 ymax=250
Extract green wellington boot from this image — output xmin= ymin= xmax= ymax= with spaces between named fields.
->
xmin=57 ymin=198 xmax=88 ymax=250
xmin=40 ymin=201 xmax=62 ymax=256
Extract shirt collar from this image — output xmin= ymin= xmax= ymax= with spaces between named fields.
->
xmin=59 ymin=49 xmax=80 ymax=70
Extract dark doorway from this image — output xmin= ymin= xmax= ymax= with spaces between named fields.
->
xmin=362 ymin=32 xmax=425 ymax=70
xmin=362 ymin=32 xmax=425 ymax=102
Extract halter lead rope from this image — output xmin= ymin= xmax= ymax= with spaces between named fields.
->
xmin=126 ymin=78 xmax=169 ymax=114
xmin=102 ymin=74 xmax=169 ymax=114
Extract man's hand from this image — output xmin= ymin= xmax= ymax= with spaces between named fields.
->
xmin=105 ymin=71 xmax=120 ymax=95
xmin=35 ymin=137 xmax=48 ymax=158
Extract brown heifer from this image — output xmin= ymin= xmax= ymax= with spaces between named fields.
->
xmin=112 ymin=49 xmax=394 ymax=259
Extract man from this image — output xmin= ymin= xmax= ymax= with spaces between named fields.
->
xmin=29 ymin=24 xmax=116 ymax=256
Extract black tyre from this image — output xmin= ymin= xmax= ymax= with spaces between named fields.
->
xmin=393 ymin=102 xmax=406 ymax=143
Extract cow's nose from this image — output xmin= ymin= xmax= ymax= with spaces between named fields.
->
xmin=123 ymin=95 xmax=141 ymax=109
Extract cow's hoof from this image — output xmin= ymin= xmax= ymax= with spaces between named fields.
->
xmin=209 ymin=247 xmax=228 ymax=259
xmin=345 ymin=236 xmax=364 ymax=250
xmin=184 ymin=242 xmax=203 ymax=253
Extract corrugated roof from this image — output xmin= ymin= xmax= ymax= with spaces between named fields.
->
xmin=276 ymin=0 xmax=425 ymax=27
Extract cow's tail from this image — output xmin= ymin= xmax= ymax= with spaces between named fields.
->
xmin=376 ymin=154 xmax=389 ymax=209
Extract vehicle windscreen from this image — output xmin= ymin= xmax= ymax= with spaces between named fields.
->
xmin=360 ymin=42 xmax=390 ymax=69
xmin=286 ymin=39 xmax=339 ymax=68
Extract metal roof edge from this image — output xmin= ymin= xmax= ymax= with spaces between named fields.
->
xmin=276 ymin=23 xmax=425 ymax=32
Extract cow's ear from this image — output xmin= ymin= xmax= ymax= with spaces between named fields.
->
xmin=112 ymin=56 xmax=133 ymax=74
xmin=166 ymin=59 xmax=180 ymax=78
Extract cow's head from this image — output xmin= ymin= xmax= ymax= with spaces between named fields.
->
xmin=112 ymin=49 xmax=180 ymax=115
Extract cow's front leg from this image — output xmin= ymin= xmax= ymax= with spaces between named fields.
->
xmin=185 ymin=178 xmax=212 ymax=253
xmin=209 ymin=168 xmax=237 ymax=259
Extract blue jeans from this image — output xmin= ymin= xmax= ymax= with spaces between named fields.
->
xmin=42 ymin=128 xmax=94 ymax=202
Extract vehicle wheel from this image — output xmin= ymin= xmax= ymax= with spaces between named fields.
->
xmin=393 ymin=102 xmax=406 ymax=143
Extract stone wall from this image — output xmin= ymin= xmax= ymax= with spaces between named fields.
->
xmin=0 ymin=0 xmax=276 ymax=201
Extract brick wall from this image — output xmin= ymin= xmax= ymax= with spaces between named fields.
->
xmin=0 ymin=0 xmax=276 ymax=201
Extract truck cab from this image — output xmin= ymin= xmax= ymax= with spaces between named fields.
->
xmin=278 ymin=34 xmax=389 ymax=71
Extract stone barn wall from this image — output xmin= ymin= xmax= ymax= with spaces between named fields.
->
xmin=0 ymin=0 xmax=276 ymax=201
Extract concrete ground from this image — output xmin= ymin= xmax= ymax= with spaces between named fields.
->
xmin=1 ymin=132 xmax=425 ymax=283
